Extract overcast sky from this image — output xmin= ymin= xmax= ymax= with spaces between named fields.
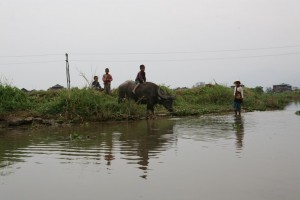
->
xmin=1 ymin=0 xmax=300 ymax=90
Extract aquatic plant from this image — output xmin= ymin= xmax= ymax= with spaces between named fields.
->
xmin=69 ymin=132 xmax=85 ymax=140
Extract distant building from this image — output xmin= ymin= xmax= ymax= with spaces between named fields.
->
xmin=273 ymin=83 xmax=292 ymax=93
xmin=194 ymin=82 xmax=206 ymax=87
xmin=21 ymin=88 xmax=29 ymax=93
xmin=48 ymin=84 xmax=64 ymax=90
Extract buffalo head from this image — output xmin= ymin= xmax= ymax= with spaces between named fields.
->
xmin=157 ymin=88 xmax=175 ymax=113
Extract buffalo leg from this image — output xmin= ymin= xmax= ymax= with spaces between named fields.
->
xmin=147 ymin=103 xmax=154 ymax=115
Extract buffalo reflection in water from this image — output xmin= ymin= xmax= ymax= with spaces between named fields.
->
xmin=0 ymin=119 xmax=176 ymax=178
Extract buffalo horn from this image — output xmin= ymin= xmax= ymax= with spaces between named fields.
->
xmin=158 ymin=88 xmax=171 ymax=99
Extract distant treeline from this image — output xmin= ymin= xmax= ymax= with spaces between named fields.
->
xmin=1 ymin=84 xmax=300 ymax=122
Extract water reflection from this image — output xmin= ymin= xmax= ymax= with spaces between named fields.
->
xmin=0 ymin=114 xmax=248 ymax=178
xmin=174 ymin=115 xmax=234 ymax=141
xmin=0 ymin=119 xmax=176 ymax=178
xmin=174 ymin=115 xmax=247 ymax=155
xmin=118 ymin=119 xmax=175 ymax=178
xmin=233 ymin=115 xmax=245 ymax=153
xmin=2 ymin=105 xmax=300 ymax=200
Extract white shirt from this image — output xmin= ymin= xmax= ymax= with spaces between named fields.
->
xmin=234 ymin=86 xmax=244 ymax=98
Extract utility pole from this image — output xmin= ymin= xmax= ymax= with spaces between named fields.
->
xmin=65 ymin=53 xmax=70 ymax=90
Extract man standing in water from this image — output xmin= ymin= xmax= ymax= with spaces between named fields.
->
xmin=233 ymin=80 xmax=244 ymax=116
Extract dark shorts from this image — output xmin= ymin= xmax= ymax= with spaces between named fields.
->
xmin=233 ymin=101 xmax=242 ymax=111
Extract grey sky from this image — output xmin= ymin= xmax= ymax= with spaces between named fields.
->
xmin=1 ymin=0 xmax=300 ymax=90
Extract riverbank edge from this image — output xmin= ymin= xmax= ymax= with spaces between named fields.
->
xmin=0 ymin=111 xmax=170 ymax=129
xmin=1 ymin=85 xmax=299 ymax=129
xmin=0 ymin=107 xmax=269 ymax=130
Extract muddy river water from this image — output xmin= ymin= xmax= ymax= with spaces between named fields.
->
xmin=1 ymin=103 xmax=300 ymax=200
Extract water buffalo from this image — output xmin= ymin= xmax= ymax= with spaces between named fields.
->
xmin=118 ymin=81 xmax=175 ymax=114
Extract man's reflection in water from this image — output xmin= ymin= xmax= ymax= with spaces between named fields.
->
xmin=233 ymin=115 xmax=244 ymax=154
xmin=104 ymin=133 xmax=115 ymax=166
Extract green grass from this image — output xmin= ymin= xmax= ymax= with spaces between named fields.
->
xmin=0 ymin=85 xmax=32 ymax=114
xmin=1 ymin=84 xmax=300 ymax=121
xmin=29 ymin=88 xmax=145 ymax=121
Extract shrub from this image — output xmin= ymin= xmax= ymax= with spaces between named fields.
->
xmin=0 ymin=85 xmax=32 ymax=113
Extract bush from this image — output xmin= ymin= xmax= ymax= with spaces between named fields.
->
xmin=174 ymin=85 xmax=232 ymax=105
xmin=34 ymin=88 xmax=146 ymax=120
xmin=0 ymin=85 xmax=32 ymax=113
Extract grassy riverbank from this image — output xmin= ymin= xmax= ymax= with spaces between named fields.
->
xmin=1 ymin=84 xmax=300 ymax=123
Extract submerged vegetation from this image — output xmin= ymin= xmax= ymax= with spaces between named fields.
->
xmin=1 ymin=83 xmax=300 ymax=124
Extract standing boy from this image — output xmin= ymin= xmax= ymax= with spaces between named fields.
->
xmin=102 ymin=68 xmax=113 ymax=94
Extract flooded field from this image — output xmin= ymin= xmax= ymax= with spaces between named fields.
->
xmin=1 ymin=103 xmax=300 ymax=200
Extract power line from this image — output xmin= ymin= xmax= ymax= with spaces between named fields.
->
xmin=0 ymin=60 xmax=62 ymax=65
xmin=1 ymin=44 xmax=300 ymax=58
xmin=70 ymin=44 xmax=300 ymax=55
xmin=0 ymin=54 xmax=63 ymax=58
xmin=0 ymin=46 xmax=299 ymax=65
xmin=0 ymin=51 xmax=299 ymax=65
xmin=198 ymin=44 xmax=300 ymax=53
xmin=70 ymin=52 xmax=300 ymax=62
